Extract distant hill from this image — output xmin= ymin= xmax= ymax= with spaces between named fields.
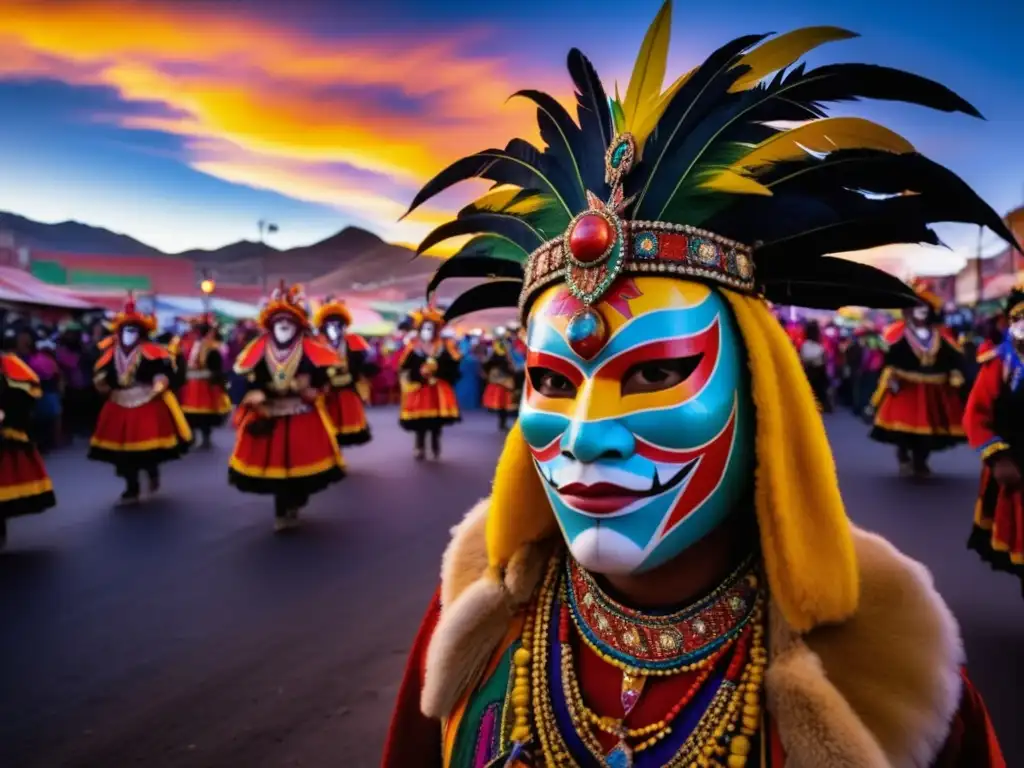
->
xmin=0 ymin=212 xmax=447 ymax=301
xmin=0 ymin=211 xmax=163 ymax=256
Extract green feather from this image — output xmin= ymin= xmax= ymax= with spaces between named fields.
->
xmin=611 ymin=86 xmax=627 ymax=133
xmin=659 ymin=142 xmax=755 ymax=224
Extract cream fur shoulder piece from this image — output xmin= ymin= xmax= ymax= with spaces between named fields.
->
xmin=422 ymin=500 xmax=964 ymax=768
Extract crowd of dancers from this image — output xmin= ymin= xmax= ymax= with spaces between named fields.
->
xmin=0 ymin=282 xmax=532 ymax=542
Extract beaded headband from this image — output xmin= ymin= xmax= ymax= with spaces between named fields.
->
xmin=518 ymin=137 xmax=754 ymax=356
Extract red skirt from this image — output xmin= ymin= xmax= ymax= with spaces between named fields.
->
xmin=399 ymin=380 xmax=460 ymax=431
xmin=871 ymin=380 xmax=966 ymax=450
xmin=968 ymin=463 xmax=1024 ymax=598
xmin=228 ymin=403 xmax=345 ymax=495
xmin=323 ymin=388 xmax=371 ymax=446
xmin=482 ymin=383 xmax=518 ymax=413
xmin=88 ymin=394 xmax=192 ymax=469
xmin=179 ymin=378 xmax=232 ymax=428
xmin=0 ymin=429 xmax=56 ymax=518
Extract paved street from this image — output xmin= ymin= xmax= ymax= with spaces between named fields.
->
xmin=1 ymin=408 xmax=1022 ymax=767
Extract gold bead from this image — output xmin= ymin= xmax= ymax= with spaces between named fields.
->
xmin=743 ymin=692 xmax=759 ymax=705
xmin=727 ymin=755 xmax=747 ymax=767
xmin=513 ymin=648 xmax=531 ymax=666
xmin=510 ymin=726 xmax=530 ymax=743
xmin=742 ymin=704 xmax=760 ymax=717
xmin=729 ymin=735 xmax=751 ymax=756
xmin=742 ymin=716 xmax=759 ymax=730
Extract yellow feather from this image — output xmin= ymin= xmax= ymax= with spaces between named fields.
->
xmin=469 ymin=186 xmax=522 ymax=213
xmin=622 ymin=0 xmax=673 ymax=134
xmin=700 ymin=169 xmax=773 ymax=196
xmin=729 ymin=26 xmax=859 ymax=93
xmin=724 ymin=117 xmax=915 ymax=176
xmin=632 ymin=66 xmax=695 ymax=151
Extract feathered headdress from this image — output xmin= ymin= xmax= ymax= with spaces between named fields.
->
xmin=1006 ymin=282 xmax=1024 ymax=318
xmin=258 ymin=280 xmax=310 ymax=329
xmin=408 ymin=2 xmax=1016 ymax=322
xmin=313 ymin=295 xmax=353 ymax=329
xmin=907 ymin=278 xmax=945 ymax=313
xmin=401 ymin=2 xmax=1021 ymax=666
xmin=406 ymin=305 xmax=446 ymax=330
xmin=111 ymin=292 xmax=157 ymax=334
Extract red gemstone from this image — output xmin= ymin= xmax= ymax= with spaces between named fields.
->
xmin=568 ymin=213 xmax=614 ymax=263
xmin=566 ymin=307 xmax=607 ymax=360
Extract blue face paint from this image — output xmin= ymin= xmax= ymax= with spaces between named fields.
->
xmin=519 ymin=279 xmax=754 ymax=575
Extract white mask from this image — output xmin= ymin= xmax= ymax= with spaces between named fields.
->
xmin=272 ymin=319 xmax=297 ymax=346
xmin=420 ymin=322 xmax=435 ymax=342
xmin=324 ymin=321 xmax=343 ymax=344
xmin=1010 ymin=320 xmax=1024 ymax=341
xmin=120 ymin=326 xmax=140 ymax=348
xmin=494 ymin=326 xmax=507 ymax=339
xmin=911 ymin=306 xmax=930 ymax=324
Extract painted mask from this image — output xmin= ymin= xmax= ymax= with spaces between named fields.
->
xmin=272 ymin=317 xmax=298 ymax=346
xmin=519 ymin=277 xmax=754 ymax=575
xmin=420 ymin=321 xmax=436 ymax=342
xmin=120 ymin=325 xmax=141 ymax=348
xmin=1009 ymin=307 xmax=1024 ymax=342
xmin=324 ymin=319 xmax=344 ymax=345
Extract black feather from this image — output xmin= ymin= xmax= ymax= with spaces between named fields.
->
xmin=567 ymin=48 xmax=613 ymax=192
xmin=443 ymin=280 xmax=523 ymax=323
xmin=404 ymin=140 xmax=574 ymax=219
xmin=426 ymin=256 xmax=525 ymax=299
xmin=776 ymin=63 xmax=982 ymax=117
xmin=417 ymin=214 xmax=546 ymax=257
xmin=760 ymin=257 xmax=918 ymax=309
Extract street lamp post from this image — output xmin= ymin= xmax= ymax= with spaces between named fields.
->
xmin=257 ymin=219 xmax=279 ymax=291
xmin=200 ymin=269 xmax=216 ymax=313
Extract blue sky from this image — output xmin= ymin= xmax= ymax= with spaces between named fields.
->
xmin=0 ymin=0 xmax=1019 ymax=275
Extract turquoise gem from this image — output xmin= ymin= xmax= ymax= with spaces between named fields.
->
xmin=611 ymin=142 xmax=628 ymax=168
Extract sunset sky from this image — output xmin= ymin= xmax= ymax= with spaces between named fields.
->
xmin=0 ymin=0 xmax=1020 ymax=275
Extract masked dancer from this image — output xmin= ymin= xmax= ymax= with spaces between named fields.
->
xmin=481 ymin=326 xmax=520 ymax=430
xmin=869 ymin=280 xmax=967 ymax=478
xmin=88 ymin=295 xmax=193 ymax=504
xmin=176 ymin=313 xmax=231 ymax=448
xmin=964 ymin=283 xmax=1024 ymax=599
xmin=314 ymin=297 xmax=375 ymax=447
xmin=0 ymin=320 xmax=56 ymax=548
xmin=229 ymin=282 xmax=344 ymax=531
xmin=397 ymin=307 xmax=460 ymax=459
xmin=383 ymin=5 xmax=1012 ymax=765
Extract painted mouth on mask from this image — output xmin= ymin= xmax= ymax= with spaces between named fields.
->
xmin=546 ymin=459 xmax=698 ymax=515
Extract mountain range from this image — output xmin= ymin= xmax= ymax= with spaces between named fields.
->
xmin=0 ymin=211 xmax=444 ymax=301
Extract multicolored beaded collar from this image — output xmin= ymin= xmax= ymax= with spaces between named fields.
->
xmin=565 ymin=555 xmax=760 ymax=675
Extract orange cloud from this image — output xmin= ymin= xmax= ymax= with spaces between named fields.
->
xmin=0 ymin=1 xmax=567 ymax=190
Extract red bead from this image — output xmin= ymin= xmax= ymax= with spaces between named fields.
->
xmin=568 ymin=213 xmax=615 ymax=263
xmin=566 ymin=308 xmax=608 ymax=360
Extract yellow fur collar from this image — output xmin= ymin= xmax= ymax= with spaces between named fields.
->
xmin=423 ymin=500 xmax=963 ymax=768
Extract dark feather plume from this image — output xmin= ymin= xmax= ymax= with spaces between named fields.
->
xmin=426 ymin=256 xmax=524 ymax=299
xmin=443 ymin=280 xmax=523 ymax=323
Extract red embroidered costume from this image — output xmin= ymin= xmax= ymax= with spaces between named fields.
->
xmin=228 ymin=283 xmax=345 ymax=531
xmin=870 ymin=280 xmax=967 ymax=477
xmin=398 ymin=307 xmax=461 ymax=460
xmin=964 ymin=284 xmax=1024 ymax=599
xmin=176 ymin=313 xmax=232 ymax=448
xmin=481 ymin=327 xmax=521 ymax=430
xmin=383 ymin=3 xmax=1010 ymax=766
xmin=313 ymin=298 xmax=375 ymax=446
xmin=0 ymin=349 xmax=56 ymax=548
xmin=88 ymin=295 xmax=193 ymax=504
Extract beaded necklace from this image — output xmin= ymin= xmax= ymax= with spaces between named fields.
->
xmin=114 ymin=345 xmax=141 ymax=387
xmin=264 ymin=338 xmax=303 ymax=393
xmin=904 ymin=326 xmax=939 ymax=366
xmin=507 ymin=555 xmax=767 ymax=768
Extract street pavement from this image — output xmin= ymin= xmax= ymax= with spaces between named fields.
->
xmin=1 ymin=408 xmax=1021 ymax=767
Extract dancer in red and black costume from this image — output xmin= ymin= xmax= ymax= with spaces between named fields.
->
xmin=0 ymin=315 xmax=56 ymax=548
xmin=481 ymin=326 xmax=520 ymax=431
xmin=228 ymin=283 xmax=345 ymax=531
xmin=397 ymin=306 xmax=460 ymax=459
xmin=176 ymin=313 xmax=231 ymax=448
xmin=88 ymin=295 xmax=193 ymax=504
xmin=869 ymin=280 xmax=967 ymax=477
xmin=964 ymin=283 xmax=1024 ymax=599
xmin=314 ymin=297 xmax=376 ymax=446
